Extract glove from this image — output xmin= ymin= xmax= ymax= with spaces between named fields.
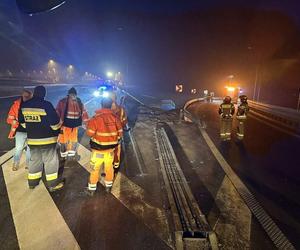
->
xmin=8 ymin=133 xmax=15 ymax=139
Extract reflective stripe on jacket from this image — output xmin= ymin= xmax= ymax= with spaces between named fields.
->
xmin=86 ymin=109 xmax=123 ymax=150
xmin=18 ymin=97 xmax=61 ymax=146
xmin=219 ymin=103 xmax=235 ymax=117
xmin=56 ymin=96 xmax=89 ymax=128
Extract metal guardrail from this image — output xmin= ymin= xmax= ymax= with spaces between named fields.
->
xmin=248 ymin=100 xmax=300 ymax=132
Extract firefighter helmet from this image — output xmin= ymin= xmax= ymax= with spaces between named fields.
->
xmin=239 ymin=95 xmax=248 ymax=103
xmin=223 ymin=96 xmax=231 ymax=104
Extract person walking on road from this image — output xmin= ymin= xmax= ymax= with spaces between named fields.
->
xmin=111 ymin=92 xmax=128 ymax=170
xmin=219 ymin=96 xmax=235 ymax=141
xmin=6 ymin=89 xmax=32 ymax=170
xmin=85 ymin=97 xmax=123 ymax=196
xmin=56 ymin=87 xmax=89 ymax=159
xmin=236 ymin=95 xmax=250 ymax=140
xmin=18 ymin=86 xmax=64 ymax=192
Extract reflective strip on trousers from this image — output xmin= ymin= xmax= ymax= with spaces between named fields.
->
xmin=46 ymin=173 xmax=58 ymax=181
xmin=88 ymin=183 xmax=97 ymax=191
xmin=68 ymin=151 xmax=76 ymax=156
xmin=105 ymin=180 xmax=113 ymax=187
xmin=60 ymin=152 xmax=68 ymax=157
xmin=28 ymin=171 xmax=42 ymax=180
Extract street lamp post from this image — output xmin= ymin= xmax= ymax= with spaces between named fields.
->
xmin=253 ymin=65 xmax=259 ymax=101
xmin=248 ymin=46 xmax=261 ymax=101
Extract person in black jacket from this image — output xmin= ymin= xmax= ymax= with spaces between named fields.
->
xmin=18 ymin=86 xmax=64 ymax=192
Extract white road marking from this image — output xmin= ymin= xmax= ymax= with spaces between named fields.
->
xmin=128 ymin=130 xmax=146 ymax=176
xmin=83 ymin=97 xmax=95 ymax=106
xmin=211 ymin=177 xmax=251 ymax=249
xmin=1 ymin=150 xmax=80 ymax=250
xmin=76 ymin=144 xmax=173 ymax=248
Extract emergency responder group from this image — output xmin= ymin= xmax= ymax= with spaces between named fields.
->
xmin=6 ymin=86 xmax=128 ymax=195
xmin=218 ymin=95 xmax=249 ymax=141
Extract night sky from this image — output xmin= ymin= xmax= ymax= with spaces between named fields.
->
xmin=1 ymin=0 xmax=300 ymax=104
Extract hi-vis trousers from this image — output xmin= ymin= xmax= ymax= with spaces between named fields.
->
xmin=113 ymin=143 xmax=121 ymax=168
xmin=88 ymin=148 xmax=115 ymax=191
xmin=236 ymin=116 xmax=247 ymax=140
xmin=220 ymin=117 xmax=233 ymax=140
xmin=28 ymin=144 xmax=60 ymax=188
xmin=58 ymin=127 xmax=78 ymax=157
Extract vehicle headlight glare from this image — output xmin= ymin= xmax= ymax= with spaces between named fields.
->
xmin=103 ymin=91 xmax=110 ymax=98
xmin=93 ymin=90 xmax=100 ymax=97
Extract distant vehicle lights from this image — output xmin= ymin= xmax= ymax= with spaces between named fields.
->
xmin=93 ymin=84 xmax=114 ymax=98
xmin=225 ymin=86 xmax=236 ymax=92
xmin=93 ymin=90 xmax=100 ymax=97
xmin=102 ymin=91 xmax=110 ymax=98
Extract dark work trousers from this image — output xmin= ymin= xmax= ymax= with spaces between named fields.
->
xmin=28 ymin=144 xmax=60 ymax=188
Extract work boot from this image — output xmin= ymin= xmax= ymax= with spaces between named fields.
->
xmin=29 ymin=185 xmax=36 ymax=190
xmin=12 ymin=162 xmax=19 ymax=171
xmin=49 ymin=179 xmax=65 ymax=192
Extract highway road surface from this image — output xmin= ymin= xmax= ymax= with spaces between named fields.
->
xmin=0 ymin=84 xmax=298 ymax=249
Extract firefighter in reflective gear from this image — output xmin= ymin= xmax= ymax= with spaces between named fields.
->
xmin=56 ymin=87 xmax=89 ymax=158
xmin=85 ymin=97 xmax=123 ymax=196
xmin=6 ymin=89 xmax=32 ymax=170
xmin=236 ymin=95 xmax=250 ymax=140
xmin=111 ymin=92 xmax=128 ymax=169
xmin=18 ymin=86 xmax=64 ymax=192
xmin=219 ymin=96 xmax=235 ymax=140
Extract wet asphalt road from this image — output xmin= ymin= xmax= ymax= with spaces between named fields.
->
xmin=0 ymin=84 xmax=172 ymax=250
xmin=1 ymin=85 xmax=299 ymax=249
xmin=188 ymin=101 xmax=300 ymax=248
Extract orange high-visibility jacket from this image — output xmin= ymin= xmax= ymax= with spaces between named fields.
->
xmin=56 ymin=96 xmax=89 ymax=128
xmin=6 ymin=98 xmax=25 ymax=138
xmin=86 ymin=109 xmax=123 ymax=150
xmin=111 ymin=103 xmax=128 ymax=128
